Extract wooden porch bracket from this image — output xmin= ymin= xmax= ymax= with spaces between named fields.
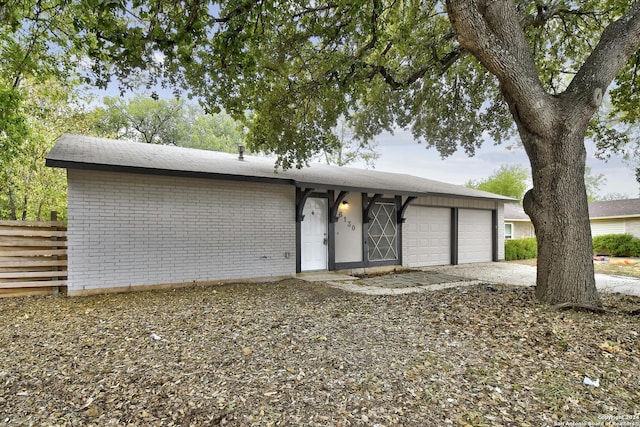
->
xmin=397 ymin=196 xmax=417 ymax=223
xmin=363 ymin=193 xmax=383 ymax=223
xmin=296 ymin=188 xmax=314 ymax=222
xmin=329 ymin=191 xmax=349 ymax=223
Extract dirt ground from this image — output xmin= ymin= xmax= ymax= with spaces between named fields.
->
xmin=1 ymin=280 xmax=639 ymax=426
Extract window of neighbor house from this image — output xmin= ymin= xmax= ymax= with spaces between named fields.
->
xmin=504 ymin=223 xmax=514 ymax=239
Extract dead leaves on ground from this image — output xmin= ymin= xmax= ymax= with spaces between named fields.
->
xmin=0 ymin=281 xmax=639 ymax=426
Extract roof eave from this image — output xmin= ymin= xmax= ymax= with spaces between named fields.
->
xmin=45 ymin=158 xmax=294 ymax=187
xmin=590 ymin=215 xmax=640 ymax=220
xmin=47 ymin=158 xmax=513 ymax=203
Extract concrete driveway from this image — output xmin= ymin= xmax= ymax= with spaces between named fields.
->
xmin=419 ymin=262 xmax=640 ymax=296
xmin=322 ymin=262 xmax=640 ymax=296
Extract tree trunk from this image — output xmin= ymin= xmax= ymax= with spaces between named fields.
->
xmin=7 ymin=183 xmax=18 ymax=220
xmin=21 ymin=193 xmax=28 ymax=221
xmin=445 ymin=0 xmax=640 ymax=307
xmin=522 ymin=124 xmax=601 ymax=307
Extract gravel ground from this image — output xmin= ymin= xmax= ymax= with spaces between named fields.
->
xmin=1 ymin=278 xmax=639 ymax=426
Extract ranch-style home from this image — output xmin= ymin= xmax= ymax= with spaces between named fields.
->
xmin=504 ymin=199 xmax=640 ymax=240
xmin=46 ymin=134 xmax=512 ymax=296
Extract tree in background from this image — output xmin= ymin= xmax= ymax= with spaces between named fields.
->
xmin=90 ymin=94 xmax=380 ymax=164
xmin=584 ymin=167 xmax=606 ymax=203
xmin=89 ymin=94 xmax=244 ymax=152
xmin=0 ymin=80 xmax=91 ymax=220
xmin=178 ymin=104 xmax=246 ymax=153
xmin=0 ymin=82 xmax=29 ymax=167
xmin=318 ymin=122 xmax=379 ymax=167
xmin=466 ymin=165 xmax=529 ymax=200
xmin=468 ymin=164 xmax=624 ymax=202
xmin=596 ymin=193 xmax=631 ymax=201
xmin=0 ymin=0 xmax=93 ymax=220
xmin=90 ymin=95 xmax=188 ymax=145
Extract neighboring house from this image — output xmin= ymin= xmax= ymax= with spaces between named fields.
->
xmin=503 ymin=204 xmax=536 ymax=239
xmin=504 ymin=199 xmax=640 ymax=240
xmin=46 ymin=134 xmax=512 ymax=296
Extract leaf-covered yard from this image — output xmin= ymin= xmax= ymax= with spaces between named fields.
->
xmin=1 ymin=280 xmax=639 ymax=426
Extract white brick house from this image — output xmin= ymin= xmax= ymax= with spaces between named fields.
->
xmin=47 ymin=134 xmax=512 ymax=296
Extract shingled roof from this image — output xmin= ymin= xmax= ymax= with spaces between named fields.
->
xmin=504 ymin=198 xmax=640 ymax=220
xmin=503 ymin=203 xmax=530 ymax=220
xmin=46 ymin=134 xmax=514 ymax=202
xmin=589 ymin=198 xmax=640 ymax=219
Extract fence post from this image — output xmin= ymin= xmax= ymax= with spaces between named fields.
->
xmin=51 ymin=211 xmax=59 ymax=295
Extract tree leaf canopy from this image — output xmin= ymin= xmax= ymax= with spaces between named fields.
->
xmin=26 ymin=0 xmax=630 ymax=168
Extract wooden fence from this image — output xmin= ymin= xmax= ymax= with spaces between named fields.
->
xmin=0 ymin=216 xmax=67 ymax=298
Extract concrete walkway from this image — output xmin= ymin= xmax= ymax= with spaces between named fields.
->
xmin=321 ymin=262 xmax=640 ymax=296
xmin=422 ymin=262 xmax=640 ymax=296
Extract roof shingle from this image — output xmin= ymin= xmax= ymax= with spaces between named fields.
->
xmin=46 ymin=134 xmax=514 ymax=202
xmin=504 ymin=198 xmax=640 ymax=220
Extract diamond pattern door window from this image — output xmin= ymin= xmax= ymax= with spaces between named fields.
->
xmin=367 ymin=202 xmax=398 ymax=261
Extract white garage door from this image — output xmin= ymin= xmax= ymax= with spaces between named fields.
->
xmin=403 ymin=206 xmax=451 ymax=267
xmin=458 ymin=209 xmax=493 ymax=263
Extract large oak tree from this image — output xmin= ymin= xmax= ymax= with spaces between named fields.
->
xmin=3 ymin=0 xmax=640 ymax=306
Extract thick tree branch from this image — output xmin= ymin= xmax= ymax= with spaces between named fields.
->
xmin=362 ymin=45 xmax=465 ymax=90
xmin=566 ymin=2 xmax=640 ymax=106
xmin=446 ymin=0 xmax=556 ymax=136
xmin=354 ymin=0 xmax=381 ymax=60
xmin=213 ymin=0 xmax=256 ymax=23
xmin=291 ymin=4 xmax=339 ymax=19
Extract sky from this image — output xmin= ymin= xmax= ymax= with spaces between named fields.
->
xmin=349 ymin=128 xmax=639 ymax=200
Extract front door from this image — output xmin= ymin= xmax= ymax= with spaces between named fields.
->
xmin=301 ymin=197 xmax=328 ymax=271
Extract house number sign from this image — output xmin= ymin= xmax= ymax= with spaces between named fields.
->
xmin=337 ymin=211 xmax=356 ymax=231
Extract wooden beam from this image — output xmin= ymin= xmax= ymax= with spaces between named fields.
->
xmin=0 ymin=259 xmax=67 ymax=268
xmin=397 ymin=196 xmax=417 ymax=223
xmin=296 ymin=188 xmax=314 ymax=222
xmin=363 ymin=194 xmax=383 ymax=224
xmin=0 ymin=249 xmax=67 ymax=257
xmin=0 ymin=239 xmax=67 ymax=247
xmin=0 ymin=270 xmax=68 ymax=279
xmin=0 ymin=229 xmax=67 ymax=238
xmin=329 ymin=191 xmax=349 ymax=223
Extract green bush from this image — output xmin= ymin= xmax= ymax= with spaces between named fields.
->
xmin=592 ymin=233 xmax=640 ymax=257
xmin=505 ymin=237 xmax=537 ymax=260
xmin=505 ymin=234 xmax=640 ymax=260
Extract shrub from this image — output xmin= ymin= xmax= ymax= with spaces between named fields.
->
xmin=592 ymin=233 xmax=640 ymax=257
xmin=505 ymin=237 xmax=537 ymax=260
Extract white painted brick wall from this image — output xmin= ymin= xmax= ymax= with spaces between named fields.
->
xmin=67 ymin=170 xmax=296 ymax=292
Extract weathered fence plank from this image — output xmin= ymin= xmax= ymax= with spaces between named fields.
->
xmin=0 ymin=238 xmax=67 ymax=247
xmin=0 ymin=214 xmax=67 ymax=297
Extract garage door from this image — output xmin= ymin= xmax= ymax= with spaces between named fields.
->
xmin=458 ymin=209 xmax=493 ymax=263
xmin=403 ymin=206 xmax=451 ymax=267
